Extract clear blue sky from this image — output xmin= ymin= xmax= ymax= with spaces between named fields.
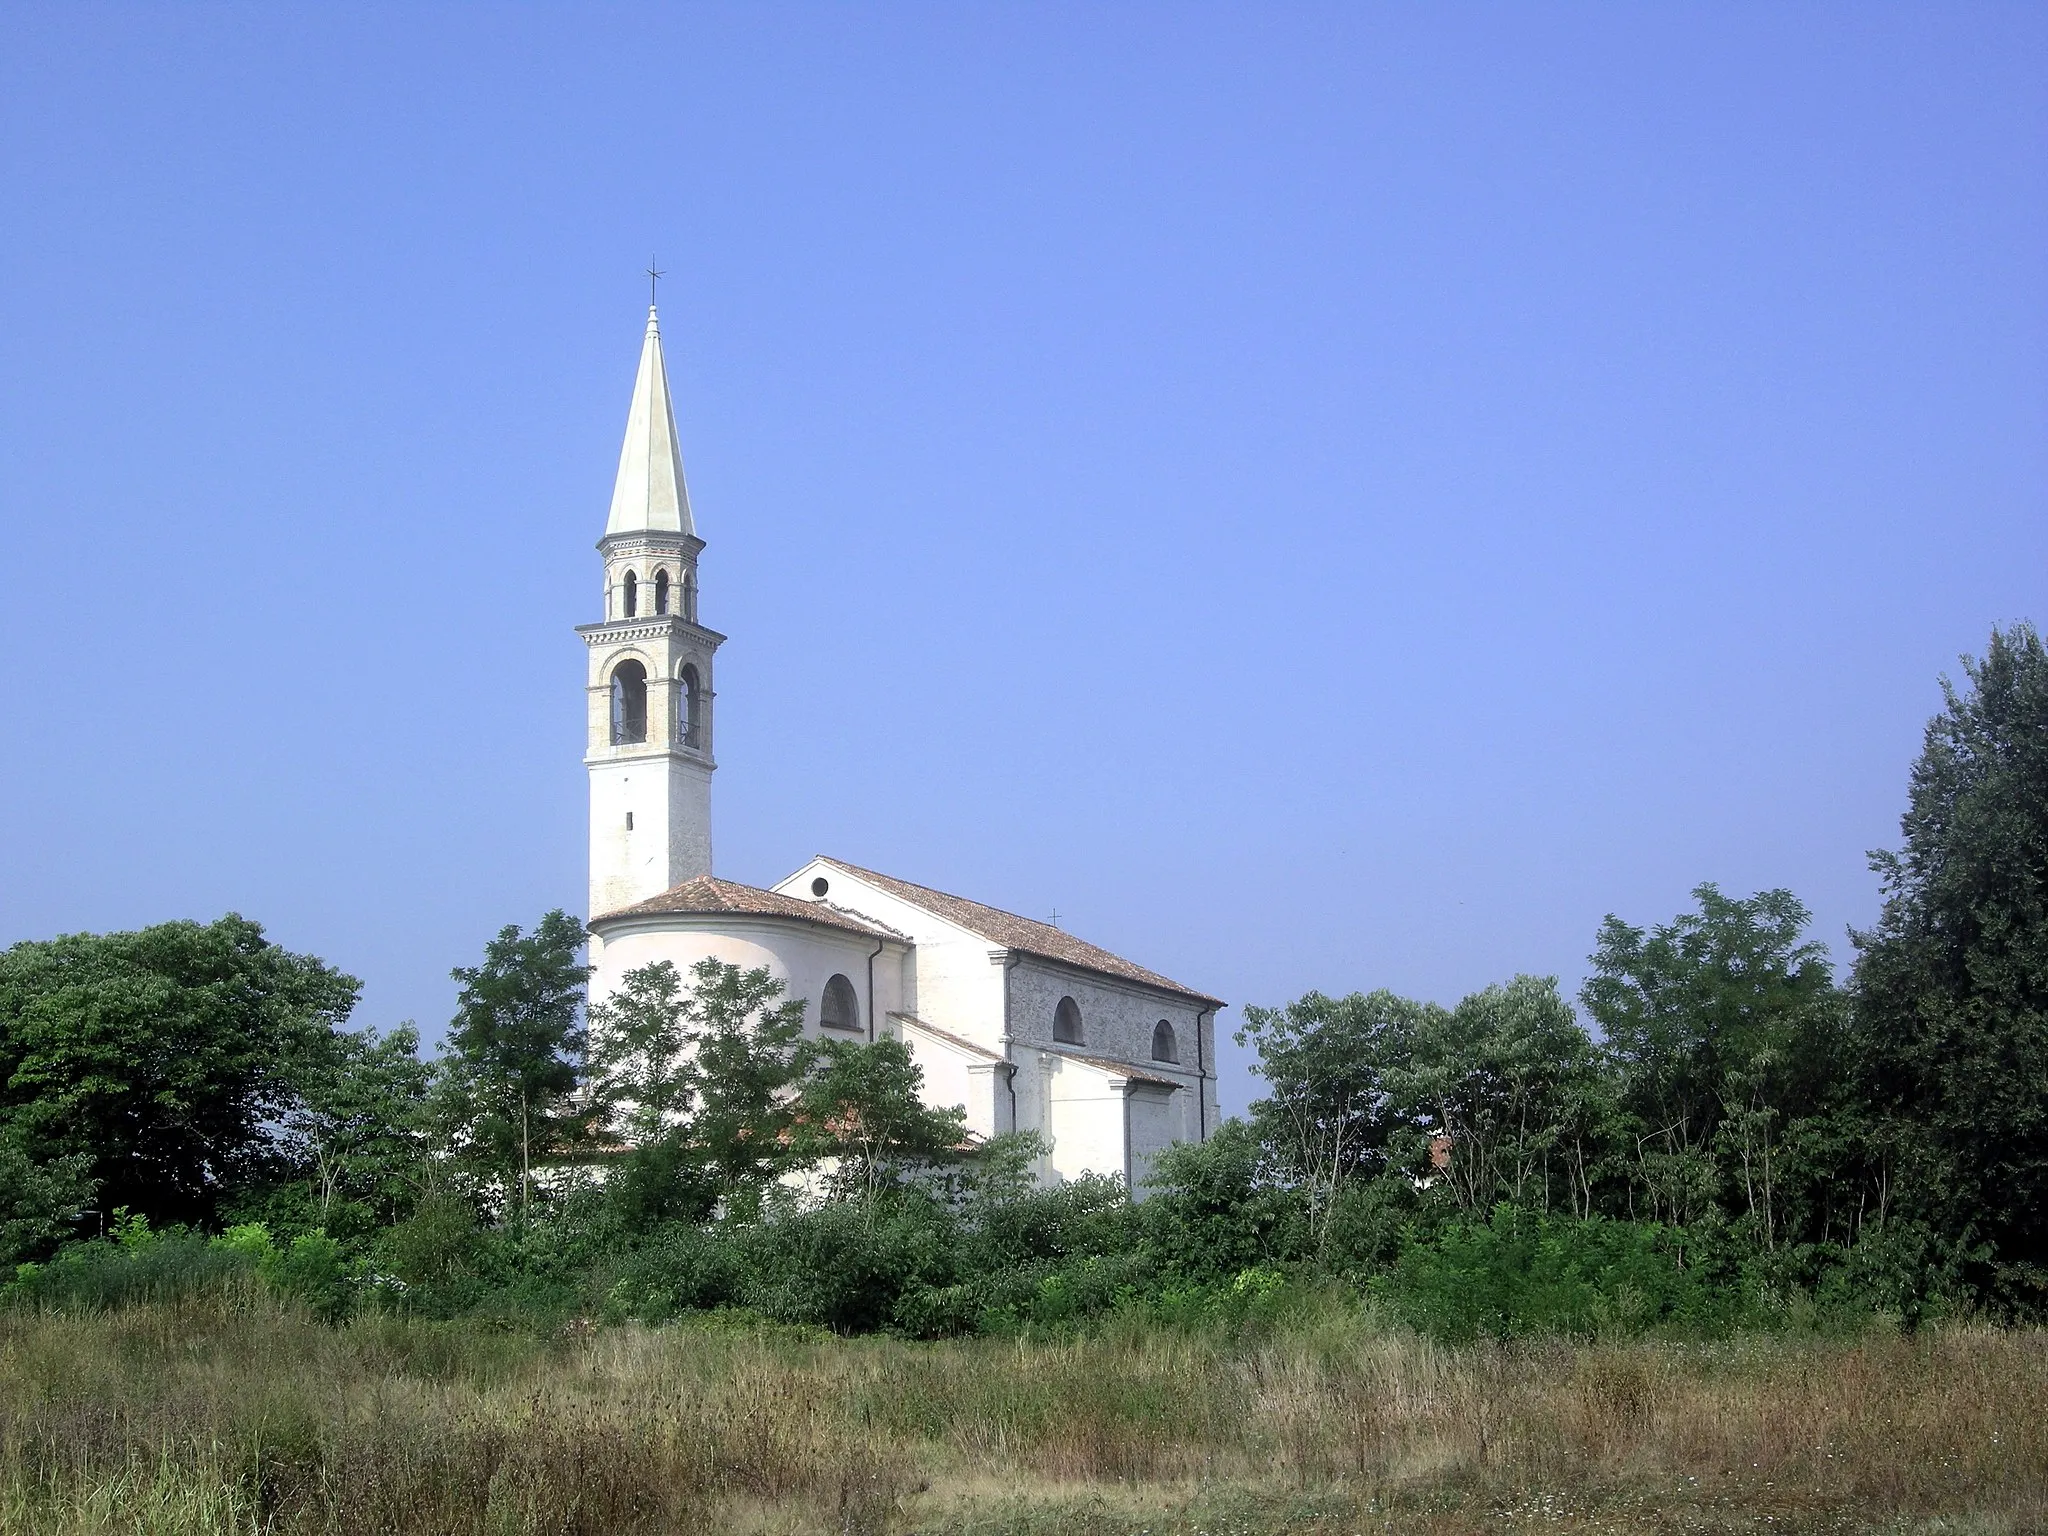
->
xmin=2 ymin=5 xmax=2042 ymax=1113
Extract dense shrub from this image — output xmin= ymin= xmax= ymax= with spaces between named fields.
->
xmin=730 ymin=1201 xmax=959 ymax=1334
xmin=1370 ymin=1207 xmax=1760 ymax=1341
xmin=8 ymin=1227 xmax=253 ymax=1311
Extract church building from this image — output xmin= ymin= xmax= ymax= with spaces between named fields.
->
xmin=578 ymin=306 xmax=1222 ymax=1188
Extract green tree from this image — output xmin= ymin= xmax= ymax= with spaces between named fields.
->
xmin=587 ymin=960 xmax=696 ymax=1146
xmin=0 ymin=915 xmax=360 ymax=1224
xmin=1139 ymin=1119 xmax=1307 ymax=1279
xmin=1238 ymin=989 xmax=1433 ymax=1255
xmin=794 ymin=1037 xmax=969 ymax=1209
xmin=586 ymin=959 xmax=713 ymax=1227
xmin=284 ymin=1023 xmax=435 ymax=1231
xmin=0 ymin=1138 xmax=96 ymax=1265
xmin=681 ymin=959 xmax=813 ymax=1213
xmin=437 ymin=912 xmax=590 ymax=1217
xmin=1852 ymin=622 xmax=2048 ymax=1307
xmin=1398 ymin=976 xmax=1611 ymax=1217
xmin=1581 ymin=885 xmax=1842 ymax=1242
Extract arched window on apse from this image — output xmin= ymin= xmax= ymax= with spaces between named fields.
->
xmin=622 ymin=570 xmax=638 ymax=617
xmin=821 ymin=973 xmax=861 ymax=1033
xmin=677 ymin=665 xmax=702 ymax=749
xmin=1053 ymin=996 xmax=1083 ymax=1045
xmin=1151 ymin=1020 xmax=1179 ymax=1064
xmin=609 ymin=660 xmax=648 ymax=745
xmin=654 ymin=569 xmax=670 ymax=614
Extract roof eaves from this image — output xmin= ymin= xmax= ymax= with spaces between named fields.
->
xmin=1001 ymin=946 xmax=1227 ymax=1009
xmin=889 ymin=1012 xmax=1007 ymax=1065
xmin=1045 ymin=1047 xmax=1183 ymax=1089
xmin=813 ymin=855 xmax=1224 ymax=1007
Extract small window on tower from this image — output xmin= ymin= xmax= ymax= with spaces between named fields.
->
xmin=610 ymin=660 xmax=648 ymax=744
xmin=683 ymin=569 xmax=697 ymax=622
xmin=654 ymin=569 xmax=670 ymax=614
xmin=625 ymin=812 xmax=635 ymax=831
xmin=622 ymin=570 xmax=638 ymax=617
xmin=1054 ymin=996 xmax=1083 ymax=1045
xmin=678 ymin=665 xmax=703 ymax=749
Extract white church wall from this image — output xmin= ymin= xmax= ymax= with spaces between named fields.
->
xmin=1007 ymin=959 xmax=1212 ymax=1146
xmin=590 ymin=915 xmax=908 ymax=1042
xmin=1041 ymin=1054 xmax=1130 ymax=1184
xmin=773 ymin=861 xmax=1007 ymax=1049
xmin=1125 ymin=1084 xmax=1181 ymax=1193
xmin=889 ymin=1019 xmax=1006 ymax=1140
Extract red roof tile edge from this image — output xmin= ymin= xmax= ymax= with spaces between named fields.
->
xmin=816 ymin=856 xmax=1223 ymax=1006
xmin=590 ymin=875 xmax=900 ymax=940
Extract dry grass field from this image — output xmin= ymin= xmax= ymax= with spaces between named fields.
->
xmin=1 ymin=1293 xmax=2043 ymax=1535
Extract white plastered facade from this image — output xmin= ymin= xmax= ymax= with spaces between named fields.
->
xmin=580 ymin=307 xmax=1220 ymax=1190
xmin=590 ymin=912 xmax=910 ymax=1046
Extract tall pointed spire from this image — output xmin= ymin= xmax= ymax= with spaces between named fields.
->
xmin=605 ymin=306 xmax=694 ymax=536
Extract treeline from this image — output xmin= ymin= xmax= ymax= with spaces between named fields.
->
xmin=0 ymin=623 xmax=2041 ymax=1339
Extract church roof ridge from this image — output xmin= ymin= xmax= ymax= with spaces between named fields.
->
xmin=592 ymin=874 xmax=898 ymax=939
xmin=604 ymin=305 xmax=694 ymax=538
xmin=812 ymin=856 xmax=1224 ymax=1007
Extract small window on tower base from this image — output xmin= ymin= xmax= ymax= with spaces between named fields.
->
xmin=625 ymin=812 xmax=634 ymax=831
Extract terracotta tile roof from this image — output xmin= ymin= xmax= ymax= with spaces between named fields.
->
xmin=814 ymin=856 xmax=1223 ymax=1007
xmin=889 ymin=1012 xmax=1007 ymax=1065
xmin=1048 ymin=1048 xmax=1184 ymax=1089
xmin=592 ymin=875 xmax=902 ymax=939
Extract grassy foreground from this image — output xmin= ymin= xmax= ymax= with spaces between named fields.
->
xmin=1 ymin=1294 xmax=2043 ymax=1536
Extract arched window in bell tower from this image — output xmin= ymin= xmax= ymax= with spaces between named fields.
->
xmin=609 ymin=660 xmax=648 ymax=744
xmin=682 ymin=569 xmax=698 ymax=623
xmin=677 ymin=664 xmax=702 ymax=749
xmin=654 ymin=569 xmax=671 ymax=614
xmin=621 ymin=570 xmax=638 ymax=617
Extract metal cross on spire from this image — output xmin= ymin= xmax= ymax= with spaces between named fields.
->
xmin=646 ymin=257 xmax=665 ymax=310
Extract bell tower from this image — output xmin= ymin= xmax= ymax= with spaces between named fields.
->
xmin=576 ymin=305 xmax=724 ymax=918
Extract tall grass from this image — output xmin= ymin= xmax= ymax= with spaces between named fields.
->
xmin=1 ymin=1289 xmax=2043 ymax=1534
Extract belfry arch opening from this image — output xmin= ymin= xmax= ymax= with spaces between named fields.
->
xmin=677 ymin=664 xmax=702 ymax=749
xmin=1053 ymin=996 xmax=1083 ymax=1045
xmin=621 ymin=570 xmax=638 ymax=617
xmin=682 ymin=569 xmax=697 ymax=622
xmin=609 ymin=660 xmax=648 ymax=744
xmin=654 ymin=569 xmax=670 ymax=614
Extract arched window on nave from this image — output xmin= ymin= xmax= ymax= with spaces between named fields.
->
xmin=1053 ymin=996 xmax=1083 ymax=1045
xmin=1151 ymin=1020 xmax=1179 ymax=1064
xmin=821 ymin=973 xmax=861 ymax=1033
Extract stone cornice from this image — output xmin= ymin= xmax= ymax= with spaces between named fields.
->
xmin=585 ymin=745 xmax=718 ymax=770
xmin=596 ymin=530 xmax=704 ymax=558
xmin=575 ymin=618 xmax=728 ymax=648
xmin=1002 ymin=949 xmax=1220 ymax=1012
xmin=586 ymin=908 xmax=909 ymax=948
